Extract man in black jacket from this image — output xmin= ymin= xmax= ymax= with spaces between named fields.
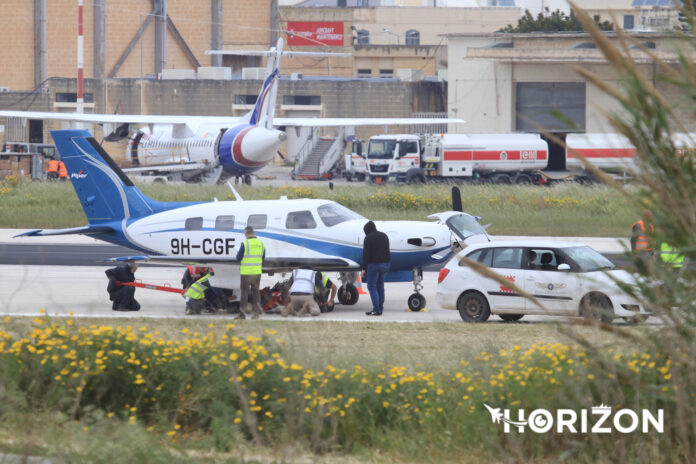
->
xmin=105 ymin=261 xmax=141 ymax=311
xmin=362 ymin=221 xmax=390 ymax=316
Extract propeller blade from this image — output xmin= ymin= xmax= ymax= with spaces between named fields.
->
xmin=452 ymin=186 xmax=463 ymax=212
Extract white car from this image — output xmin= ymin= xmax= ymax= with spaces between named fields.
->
xmin=436 ymin=240 xmax=650 ymax=323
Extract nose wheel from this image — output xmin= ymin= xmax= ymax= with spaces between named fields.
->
xmin=407 ymin=268 xmax=426 ymax=311
xmin=337 ymin=272 xmax=360 ymax=305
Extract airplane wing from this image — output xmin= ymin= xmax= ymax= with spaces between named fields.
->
xmin=0 ymin=111 xmax=463 ymax=128
xmin=107 ymin=255 xmax=359 ymax=271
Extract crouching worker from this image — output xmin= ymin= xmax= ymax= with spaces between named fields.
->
xmin=184 ymin=271 xmax=216 ymax=315
xmin=283 ymin=268 xmax=325 ymax=317
xmin=314 ymin=271 xmax=337 ymax=312
xmin=105 ymin=260 xmax=141 ymax=311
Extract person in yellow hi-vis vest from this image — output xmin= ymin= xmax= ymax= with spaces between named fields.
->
xmin=184 ymin=272 xmax=213 ymax=315
xmin=659 ymin=242 xmax=686 ymax=269
xmin=235 ymin=226 xmax=265 ymax=320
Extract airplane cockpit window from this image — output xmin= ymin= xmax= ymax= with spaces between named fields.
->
xmin=215 ymin=215 xmax=235 ymax=231
xmin=286 ymin=211 xmax=317 ymax=229
xmin=185 ymin=217 xmax=203 ymax=231
xmin=317 ymin=203 xmax=365 ymax=227
xmin=247 ymin=214 xmax=267 ymax=230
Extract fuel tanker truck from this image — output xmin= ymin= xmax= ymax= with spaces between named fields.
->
xmin=343 ymin=132 xmax=684 ymax=184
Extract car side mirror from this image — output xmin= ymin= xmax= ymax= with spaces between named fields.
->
xmin=557 ymin=263 xmax=571 ymax=271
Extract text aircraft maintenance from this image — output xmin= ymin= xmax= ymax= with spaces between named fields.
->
xmin=0 ymin=39 xmax=463 ymax=185
xmin=20 ymin=129 xmax=490 ymax=311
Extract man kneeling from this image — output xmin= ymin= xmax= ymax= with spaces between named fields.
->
xmin=283 ymin=268 xmax=324 ymax=317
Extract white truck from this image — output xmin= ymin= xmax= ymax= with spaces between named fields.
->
xmin=344 ymin=133 xmax=549 ymax=183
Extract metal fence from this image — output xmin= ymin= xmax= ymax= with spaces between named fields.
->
xmin=411 ymin=112 xmax=450 ymax=135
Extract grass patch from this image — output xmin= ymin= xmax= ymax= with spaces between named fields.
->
xmin=0 ymin=179 xmax=636 ymax=236
xmin=0 ymin=316 xmax=670 ymax=462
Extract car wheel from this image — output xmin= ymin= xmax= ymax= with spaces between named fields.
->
xmin=500 ymin=314 xmax=524 ymax=322
xmin=457 ymin=291 xmax=491 ymax=323
xmin=581 ymin=293 xmax=614 ymax=323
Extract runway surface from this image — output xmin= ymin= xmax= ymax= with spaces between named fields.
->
xmin=0 ymin=230 xmax=644 ymax=323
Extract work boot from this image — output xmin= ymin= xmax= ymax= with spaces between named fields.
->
xmin=234 ymin=312 xmax=246 ymax=320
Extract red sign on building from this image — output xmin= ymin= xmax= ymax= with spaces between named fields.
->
xmin=287 ymin=21 xmax=344 ymax=47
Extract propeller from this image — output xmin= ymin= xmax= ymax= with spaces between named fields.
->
xmin=451 ymin=186 xmax=463 ymax=212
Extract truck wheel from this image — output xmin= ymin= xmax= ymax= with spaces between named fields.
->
xmin=493 ymin=174 xmax=512 ymax=184
xmin=345 ymin=173 xmax=353 ymax=182
xmin=514 ymin=173 xmax=532 ymax=184
xmin=356 ymin=174 xmax=365 ymax=182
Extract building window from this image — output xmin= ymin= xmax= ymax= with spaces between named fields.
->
xmin=357 ymin=68 xmax=372 ymax=78
xmin=356 ymin=29 xmax=369 ymax=45
xmin=379 ymin=69 xmax=393 ymax=78
xmin=55 ymin=92 xmax=94 ymax=103
xmin=623 ymin=15 xmax=634 ymax=29
xmin=234 ymin=95 xmax=257 ymax=105
xmin=405 ymin=30 xmax=420 ymax=46
xmin=282 ymin=95 xmax=321 ymax=105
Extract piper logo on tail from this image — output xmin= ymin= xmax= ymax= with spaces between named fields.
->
xmin=71 ymin=170 xmax=87 ymax=179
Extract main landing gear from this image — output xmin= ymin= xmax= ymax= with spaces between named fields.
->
xmin=337 ymin=271 xmax=360 ymax=306
xmin=235 ymin=174 xmax=253 ymax=186
xmin=407 ymin=268 xmax=426 ymax=312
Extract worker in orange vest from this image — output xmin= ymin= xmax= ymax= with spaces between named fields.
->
xmin=58 ymin=160 xmax=68 ymax=181
xmin=631 ymin=209 xmax=655 ymax=254
xmin=46 ymin=158 xmax=59 ymax=180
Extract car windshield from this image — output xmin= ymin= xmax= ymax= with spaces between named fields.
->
xmin=317 ymin=202 xmax=365 ymax=227
xmin=562 ymin=246 xmax=615 ymax=272
xmin=368 ymin=140 xmax=396 ymax=159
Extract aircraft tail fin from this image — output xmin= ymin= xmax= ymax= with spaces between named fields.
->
xmin=51 ymin=129 xmax=187 ymax=224
xmin=245 ymin=38 xmax=282 ymax=129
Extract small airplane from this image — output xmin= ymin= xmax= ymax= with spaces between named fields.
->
xmin=0 ymin=39 xmax=463 ymax=185
xmin=20 ymin=128 xmax=489 ymax=311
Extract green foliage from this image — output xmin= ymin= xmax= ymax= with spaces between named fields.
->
xmin=500 ymin=8 xmax=613 ymax=33
xmin=0 ymin=317 xmax=680 ymax=461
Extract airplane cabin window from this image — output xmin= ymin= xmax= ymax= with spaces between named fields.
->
xmin=247 ymin=214 xmax=267 ymax=230
xmin=215 ymin=215 xmax=235 ymax=230
xmin=317 ymin=203 xmax=364 ymax=227
xmin=185 ymin=217 xmax=204 ymax=231
xmin=286 ymin=211 xmax=317 ymax=229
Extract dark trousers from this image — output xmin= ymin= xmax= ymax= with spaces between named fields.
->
xmin=366 ymin=262 xmax=389 ymax=313
xmin=240 ymin=274 xmax=262 ymax=315
xmin=110 ymin=286 xmax=140 ymax=311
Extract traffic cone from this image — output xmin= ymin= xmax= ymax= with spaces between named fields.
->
xmin=356 ymin=275 xmax=368 ymax=295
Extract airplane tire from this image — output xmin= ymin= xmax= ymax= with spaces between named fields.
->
xmin=338 ymin=284 xmax=359 ymax=306
xmin=244 ymin=175 xmax=252 ymax=185
xmin=407 ymin=293 xmax=426 ymax=312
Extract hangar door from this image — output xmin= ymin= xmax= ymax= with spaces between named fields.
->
xmin=515 ymin=83 xmax=585 ymax=132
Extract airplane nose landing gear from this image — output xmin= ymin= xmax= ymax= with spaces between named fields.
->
xmin=337 ymin=271 xmax=360 ymax=306
xmin=407 ymin=268 xmax=426 ymax=312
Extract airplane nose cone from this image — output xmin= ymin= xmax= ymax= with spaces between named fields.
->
xmin=240 ymin=127 xmax=285 ymax=163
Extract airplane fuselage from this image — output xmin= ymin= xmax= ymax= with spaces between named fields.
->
xmin=99 ymin=198 xmax=454 ymax=274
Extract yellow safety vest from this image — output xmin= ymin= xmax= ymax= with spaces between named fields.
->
xmin=660 ymin=243 xmax=685 ymax=268
xmin=185 ymin=274 xmax=210 ymax=299
xmin=314 ymin=273 xmax=329 ymax=295
xmin=240 ymin=237 xmax=264 ymax=275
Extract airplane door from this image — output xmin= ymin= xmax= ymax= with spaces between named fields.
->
xmin=523 ymin=248 xmax=577 ymax=314
xmin=481 ymin=247 xmax=526 ymax=312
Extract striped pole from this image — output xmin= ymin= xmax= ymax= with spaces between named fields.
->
xmin=77 ymin=0 xmax=84 ymax=114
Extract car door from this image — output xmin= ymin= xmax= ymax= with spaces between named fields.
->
xmin=523 ymin=248 xmax=578 ymax=314
xmin=479 ymin=247 xmax=526 ymax=312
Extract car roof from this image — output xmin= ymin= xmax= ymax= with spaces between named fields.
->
xmin=462 ymin=239 xmax=591 ymax=253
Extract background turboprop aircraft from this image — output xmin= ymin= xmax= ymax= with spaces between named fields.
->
xmin=20 ymin=128 xmax=489 ymax=311
xmin=0 ymin=39 xmax=463 ymax=185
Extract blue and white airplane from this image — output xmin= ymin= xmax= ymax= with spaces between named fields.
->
xmin=0 ymin=39 xmax=463 ymax=185
xmin=20 ymin=128 xmax=489 ymax=310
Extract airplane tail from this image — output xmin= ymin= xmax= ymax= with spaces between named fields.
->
xmin=244 ymin=39 xmax=282 ymax=129
xmin=50 ymin=129 xmax=188 ymax=225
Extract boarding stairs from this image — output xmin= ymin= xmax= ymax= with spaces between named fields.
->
xmin=293 ymin=127 xmax=346 ymax=180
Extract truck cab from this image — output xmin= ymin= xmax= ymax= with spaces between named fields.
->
xmin=365 ymin=134 xmax=421 ymax=182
